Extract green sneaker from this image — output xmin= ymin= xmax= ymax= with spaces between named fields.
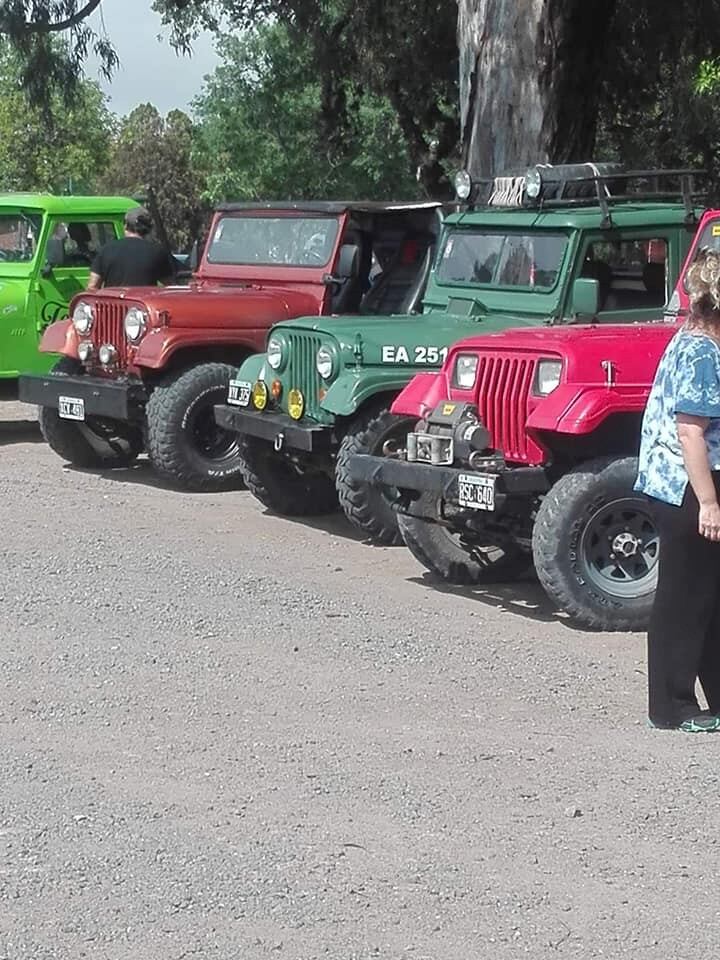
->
xmin=648 ymin=713 xmax=720 ymax=732
xmin=679 ymin=715 xmax=720 ymax=733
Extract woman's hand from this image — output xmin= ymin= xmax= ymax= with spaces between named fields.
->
xmin=678 ymin=413 xmax=720 ymax=540
xmin=699 ymin=500 xmax=720 ymax=540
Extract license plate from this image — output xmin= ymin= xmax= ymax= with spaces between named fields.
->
xmin=58 ymin=396 xmax=85 ymax=421
xmin=227 ymin=379 xmax=251 ymax=407
xmin=457 ymin=473 xmax=496 ymax=511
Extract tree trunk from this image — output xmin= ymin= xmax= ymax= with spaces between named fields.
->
xmin=458 ymin=0 xmax=618 ymax=178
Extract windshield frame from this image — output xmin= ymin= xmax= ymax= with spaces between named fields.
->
xmin=0 ymin=209 xmax=45 ymax=270
xmin=435 ymin=227 xmax=571 ymax=294
xmin=205 ymin=213 xmax=341 ymax=270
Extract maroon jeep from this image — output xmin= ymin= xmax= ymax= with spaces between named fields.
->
xmin=19 ymin=201 xmax=441 ymax=490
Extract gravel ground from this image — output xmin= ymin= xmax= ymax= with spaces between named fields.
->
xmin=0 ymin=402 xmax=717 ymax=960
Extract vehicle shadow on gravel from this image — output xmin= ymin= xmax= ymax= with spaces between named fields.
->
xmin=64 ymin=458 xmax=247 ymax=493
xmin=408 ymin=571 xmax=579 ymax=628
xmin=268 ymin=508 xmax=369 ymax=543
xmin=0 ymin=420 xmax=42 ymax=445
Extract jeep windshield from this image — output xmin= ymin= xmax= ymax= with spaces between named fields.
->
xmin=437 ymin=230 xmax=568 ymax=290
xmin=207 ymin=215 xmax=339 ymax=268
xmin=0 ymin=212 xmax=42 ymax=263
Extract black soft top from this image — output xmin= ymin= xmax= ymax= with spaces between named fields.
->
xmin=215 ymin=200 xmax=443 ymax=215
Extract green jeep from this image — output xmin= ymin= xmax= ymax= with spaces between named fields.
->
xmin=0 ymin=194 xmax=136 ymax=380
xmin=215 ymin=163 xmax=699 ymax=543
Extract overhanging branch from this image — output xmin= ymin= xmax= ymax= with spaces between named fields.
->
xmin=1 ymin=0 xmax=104 ymax=35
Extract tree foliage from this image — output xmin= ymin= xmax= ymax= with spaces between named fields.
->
xmin=0 ymin=40 xmax=112 ymax=192
xmin=160 ymin=0 xmax=459 ymax=168
xmin=4 ymin=0 xmax=720 ymax=200
xmin=193 ymin=24 xmax=418 ymax=203
xmin=97 ymin=104 xmax=205 ymax=250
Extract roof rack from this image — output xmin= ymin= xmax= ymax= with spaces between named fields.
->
xmin=456 ymin=163 xmax=706 ymax=227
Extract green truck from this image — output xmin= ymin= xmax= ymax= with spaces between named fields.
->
xmin=0 ymin=194 xmax=137 ymax=380
xmin=214 ymin=163 xmax=700 ymax=543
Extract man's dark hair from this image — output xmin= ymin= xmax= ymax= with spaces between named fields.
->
xmin=124 ymin=207 xmax=153 ymax=238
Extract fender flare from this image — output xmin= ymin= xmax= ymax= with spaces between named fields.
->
xmin=527 ymin=385 xmax=650 ymax=436
xmin=321 ymin=371 xmax=412 ymax=417
xmin=39 ymin=318 xmax=78 ymax=357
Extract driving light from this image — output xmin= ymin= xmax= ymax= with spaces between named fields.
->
xmin=252 ymin=381 xmax=268 ymax=410
xmin=72 ymin=301 xmax=94 ymax=334
xmin=271 ymin=379 xmax=282 ymax=400
xmin=287 ymin=388 xmax=304 ymax=421
xmin=316 ymin=345 xmax=335 ymax=380
xmin=124 ymin=306 xmax=147 ymax=342
xmin=266 ymin=335 xmax=287 ymax=371
xmin=525 ymin=166 xmax=543 ymax=200
xmin=455 ymin=169 xmax=472 ymax=202
xmin=77 ymin=341 xmax=93 ymax=363
xmin=535 ymin=359 xmax=563 ymax=395
xmin=454 ymin=354 xmax=479 ymax=389
xmin=98 ymin=344 xmax=117 ymax=366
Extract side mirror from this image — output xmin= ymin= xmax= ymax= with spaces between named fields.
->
xmin=188 ymin=239 xmax=200 ymax=272
xmin=571 ymin=277 xmax=600 ymax=319
xmin=41 ymin=261 xmax=54 ymax=279
xmin=334 ymin=244 xmax=360 ymax=281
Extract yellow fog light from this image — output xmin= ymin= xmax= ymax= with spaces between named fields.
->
xmin=252 ymin=381 xmax=268 ymax=410
xmin=287 ymin=388 xmax=304 ymax=420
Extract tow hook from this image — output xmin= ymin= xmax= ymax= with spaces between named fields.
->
xmin=274 ymin=432 xmax=285 ymax=452
xmin=382 ymin=439 xmax=404 ymax=458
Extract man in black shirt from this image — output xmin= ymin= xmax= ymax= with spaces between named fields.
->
xmin=88 ymin=207 xmax=177 ymax=290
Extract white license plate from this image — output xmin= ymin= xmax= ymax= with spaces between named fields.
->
xmin=227 ymin=379 xmax=251 ymax=407
xmin=58 ymin=396 xmax=85 ymax=421
xmin=457 ymin=473 xmax=496 ymax=511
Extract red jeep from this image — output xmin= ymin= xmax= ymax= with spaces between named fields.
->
xmin=346 ymin=209 xmax=718 ymax=632
xmin=18 ymin=201 xmax=440 ymax=490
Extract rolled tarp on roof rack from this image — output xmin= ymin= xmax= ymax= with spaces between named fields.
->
xmin=458 ymin=163 xmax=706 ymax=227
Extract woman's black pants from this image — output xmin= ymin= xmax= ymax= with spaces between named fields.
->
xmin=648 ymin=475 xmax=720 ymax=726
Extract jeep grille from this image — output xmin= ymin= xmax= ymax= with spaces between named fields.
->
xmin=474 ymin=353 xmax=540 ymax=464
xmin=286 ymin=331 xmax=326 ymax=422
xmin=91 ymin=301 xmax=129 ymax=368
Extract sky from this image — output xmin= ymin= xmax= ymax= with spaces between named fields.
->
xmin=85 ymin=0 xmax=220 ymax=118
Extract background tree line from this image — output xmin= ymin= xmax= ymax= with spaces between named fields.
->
xmin=1 ymin=0 xmax=720 ymax=249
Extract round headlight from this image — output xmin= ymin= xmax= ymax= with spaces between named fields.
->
xmin=455 ymin=169 xmax=473 ymax=202
xmin=525 ymin=166 xmax=543 ymax=200
xmin=124 ymin=306 xmax=147 ymax=342
xmin=316 ymin=345 xmax=336 ymax=380
xmin=77 ymin=341 xmax=93 ymax=363
xmin=98 ymin=344 xmax=117 ymax=366
xmin=252 ymin=381 xmax=268 ymax=410
xmin=72 ymin=301 xmax=94 ymax=334
xmin=288 ymin=388 xmax=305 ymax=421
xmin=266 ymin=335 xmax=287 ymax=371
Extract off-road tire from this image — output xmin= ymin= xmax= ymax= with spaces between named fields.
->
xmin=240 ymin=435 xmax=338 ymax=516
xmin=145 ymin=363 xmax=244 ymax=492
xmin=336 ymin=408 xmax=415 ymax=545
xmin=398 ymin=493 xmax=532 ymax=584
xmin=532 ymin=456 xmax=657 ymax=632
xmin=39 ymin=357 xmax=142 ymax=468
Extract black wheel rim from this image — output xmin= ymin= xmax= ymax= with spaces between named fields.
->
xmin=189 ymin=401 xmax=239 ymax=463
xmin=578 ymin=496 xmax=659 ymax=600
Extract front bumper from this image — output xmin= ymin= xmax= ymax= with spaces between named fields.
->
xmin=347 ymin=453 xmax=550 ymax=514
xmin=18 ymin=373 xmax=147 ymax=422
xmin=214 ymin=405 xmax=335 ymax=454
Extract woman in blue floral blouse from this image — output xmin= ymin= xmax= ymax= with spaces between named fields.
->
xmin=636 ymin=248 xmax=720 ymax=732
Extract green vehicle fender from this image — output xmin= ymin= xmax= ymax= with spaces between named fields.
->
xmin=320 ymin=367 xmax=417 ymax=417
xmin=236 ymin=352 xmax=267 ymax=383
